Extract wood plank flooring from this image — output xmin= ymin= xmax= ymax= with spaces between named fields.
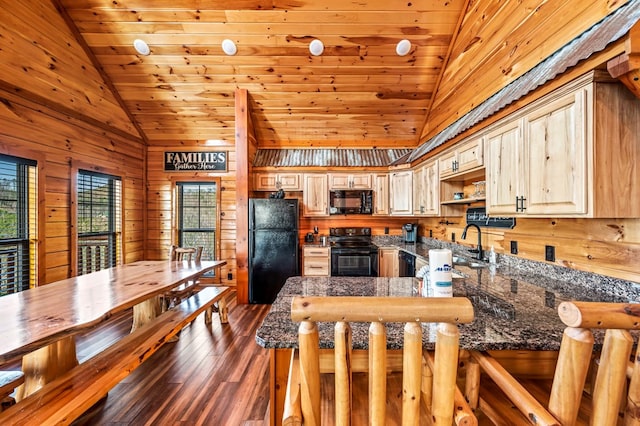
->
xmin=72 ymin=293 xmax=272 ymax=425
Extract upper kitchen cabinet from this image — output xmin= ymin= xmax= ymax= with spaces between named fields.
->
xmin=328 ymin=173 xmax=372 ymax=190
xmin=486 ymin=119 xmax=523 ymax=214
xmin=413 ymin=160 xmax=439 ymax=216
xmin=253 ymin=172 xmax=302 ymax=191
xmin=303 ymin=174 xmax=329 ymax=217
xmin=438 ymin=136 xmax=484 ymax=179
xmin=389 ymin=170 xmax=412 ymax=216
xmin=373 ymin=173 xmax=389 ymax=215
xmin=486 ymin=71 xmax=640 ymax=218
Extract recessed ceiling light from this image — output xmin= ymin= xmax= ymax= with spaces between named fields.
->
xmin=396 ymin=39 xmax=412 ymax=56
xmin=133 ymin=39 xmax=150 ymax=56
xmin=222 ymin=39 xmax=237 ymax=56
xmin=309 ymin=39 xmax=324 ymax=56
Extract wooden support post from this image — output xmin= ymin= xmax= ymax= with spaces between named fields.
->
xmin=334 ymin=321 xmax=352 ymax=425
xmin=369 ymin=322 xmax=387 ymax=425
xmin=432 ymin=323 xmax=460 ymax=426
xmin=402 ymin=322 xmax=422 ymax=425
xmin=548 ymin=327 xmax=594 ymax=425
xmin=17 ymin=336 xmax=78 ymax=402
xmin=299 ymin=321 xmax=320 ymax=426
xmin=591 ymin=329 xmax=633 ymax=425
xmin=625 ymin=344 xmax=640 ymax=424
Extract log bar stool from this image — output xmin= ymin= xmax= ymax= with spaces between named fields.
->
xmin=282 ymin=296 xmax=476 ymax=425
xmin=470 ymin=301 xmax=640 ymax=425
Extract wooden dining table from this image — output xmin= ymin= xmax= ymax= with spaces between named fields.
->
xmin=0 ymin=259 xmax=226 ymax=400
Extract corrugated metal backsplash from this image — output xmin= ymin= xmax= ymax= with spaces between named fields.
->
xmin=253 ymin=148 xmax=412 ymax=167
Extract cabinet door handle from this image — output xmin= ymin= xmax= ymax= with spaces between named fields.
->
xmin=515 ymin=196 xmax=528 ymax=212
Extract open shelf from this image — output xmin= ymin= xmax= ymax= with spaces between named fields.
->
xmin=441 ymin=197 xmax=485 ymax=205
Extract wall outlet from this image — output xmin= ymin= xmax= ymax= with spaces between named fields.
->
xmin=451 ymin=232 xmax=455 ymax=242
xmin=227 ymin=272 xmax=233 ymax=280
xmin=510 ymin=241 xmax=518 ymax=254
xmin=545 ymin=245 xmax=555 ymax=262
xmin=429 ymin=229 xmax=433 ymax=238
xmin=384 ymin=227 xmax=389 ymax=234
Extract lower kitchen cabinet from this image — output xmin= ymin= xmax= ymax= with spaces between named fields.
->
xmin=302 ymin=246 xmax=330 ymax=276
xmin=378 ymin=248 xmax=399 ymax=277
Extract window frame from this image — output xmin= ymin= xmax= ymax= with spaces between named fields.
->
xmin=0 ymin=147 xmax=45 ymax=289
xmin=171 ymin=177 xmax=221 ymax=264
xmin=0 ymin=153 xmax=38 ymax=294
xmin=71 ymin=161 xmax=125 ymax=277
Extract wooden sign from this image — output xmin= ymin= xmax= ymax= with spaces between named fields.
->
xmin=164 ymin=151 xmax=227 ymax=172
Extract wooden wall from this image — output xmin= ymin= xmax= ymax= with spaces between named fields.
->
xmin=418 ymin=216 xmax=640 ymax=284
xmin=423 ymin=0 xmax=630 ymax=141
xmin=145 ymin=146 xmax=238 ymax=289
xmin=0 ymin=2 xmax=145 ymax=284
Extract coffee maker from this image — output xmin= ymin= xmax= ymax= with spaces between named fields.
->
xmin=402 ymin=223 xmax=418 ymax=243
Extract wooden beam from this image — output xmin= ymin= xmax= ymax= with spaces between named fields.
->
xmin=607 ymin=22 xmax=640 ymax=99
xmin=235 ymin=89 xmax=251 ymax=304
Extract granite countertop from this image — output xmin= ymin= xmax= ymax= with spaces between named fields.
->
xmin=255 ymin=275 xmax=572 ymax=352
xmin=256 ymin=240 xmax=640 ymax=352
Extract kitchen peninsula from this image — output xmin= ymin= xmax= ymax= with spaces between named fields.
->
xmin=256 ymin=249 xmax=640 ymax=425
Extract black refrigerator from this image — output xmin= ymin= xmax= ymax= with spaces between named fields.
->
xmin=249 ymin=198 xmax=299 ymax=303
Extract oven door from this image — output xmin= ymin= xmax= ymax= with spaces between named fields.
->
xmin=331 ymin=248 xmax=378 ymax=277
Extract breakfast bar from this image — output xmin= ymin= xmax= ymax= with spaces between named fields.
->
xmin=256 ymin=266 xmax=637 ymax=425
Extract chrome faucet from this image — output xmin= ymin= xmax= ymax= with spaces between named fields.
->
xmin=461 ymin=223 xmax=483 ymax=260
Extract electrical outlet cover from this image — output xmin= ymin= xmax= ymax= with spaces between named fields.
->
xmin=545 ymin=245 xmax=555 ymax=262
xmin=510 ymin=241 xmax=518 ymax=254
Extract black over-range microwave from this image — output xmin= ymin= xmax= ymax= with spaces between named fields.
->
xmin=329 ymin=190 xmax=373 ymax=215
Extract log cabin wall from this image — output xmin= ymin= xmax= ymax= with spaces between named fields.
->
xmin=145 ymin=147 xmax=237 ymax=289
xmin=0 ymin=1 xmax=146 ymax=284
xmin=421 ymin=0 xmax=630 ymax=140
xmin=1 ymin=0 xmax=639 ymax=296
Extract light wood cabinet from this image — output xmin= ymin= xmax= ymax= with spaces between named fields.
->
xmin=486 ymin=120 xmax=522 ymax=214
xmin=302 ymin=246 xmax=330 ymax=276
xmin=439 ymin=137 xmax=484 ymax=179
xmin=524 ymin=89 xmax=586 ymax=215
xmin=378 ymin=248 xmax=399 ymax=277
xmin=486 ymin=90 xmax=586 ymax=216
xmin=373 ymin=173 xmax=389 ymax=215
xmin=328 ymin=173 xmax=372 ymax=189
xmin=253 ymin=172 xmax=301 ymax=191
xmin=413 ymin=160 xmax=439 ymax=216
xmin=303 ymin=174 xmax=328 ymax=216
xmin=389 ymin=170 xmax=412 ymax=216
xmin=486 ymin=71 xmax=640 ymax=217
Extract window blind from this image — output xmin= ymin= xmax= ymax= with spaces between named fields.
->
xmin=77 ymin=170 xmax=121 ymax=275
xmin=0 ymin=154 xmax=37 ymax=295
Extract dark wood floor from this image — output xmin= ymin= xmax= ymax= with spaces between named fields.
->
xmin=70 ymin=294 xmax=272 ymax=425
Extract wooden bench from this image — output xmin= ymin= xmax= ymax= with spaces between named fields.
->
xmin=0 ymin=371 xmax=24 ymax=411
xmin=0 ymin=285 xmax=231 ymax=425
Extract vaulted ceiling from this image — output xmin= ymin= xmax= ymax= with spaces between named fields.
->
xmin=54 ymin=0 xmax=631 ymax=149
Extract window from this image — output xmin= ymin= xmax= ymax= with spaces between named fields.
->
xmin=0 ymin=154 xmax=37 ymax=295
xmin=77 ymin=170 xmax=121 ymax=275
xmin=177 ymin=182 xmax=217 ymax=261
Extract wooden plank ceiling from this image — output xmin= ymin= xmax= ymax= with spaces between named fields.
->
xmin=59 ymin=0 xmax=466 ymax=148
xmin=57 ymin=0 xmax=630 ymax=150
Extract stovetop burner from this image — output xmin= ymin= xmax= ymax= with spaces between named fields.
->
xmin=329 ymin=227 xmax=377 ymax=251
